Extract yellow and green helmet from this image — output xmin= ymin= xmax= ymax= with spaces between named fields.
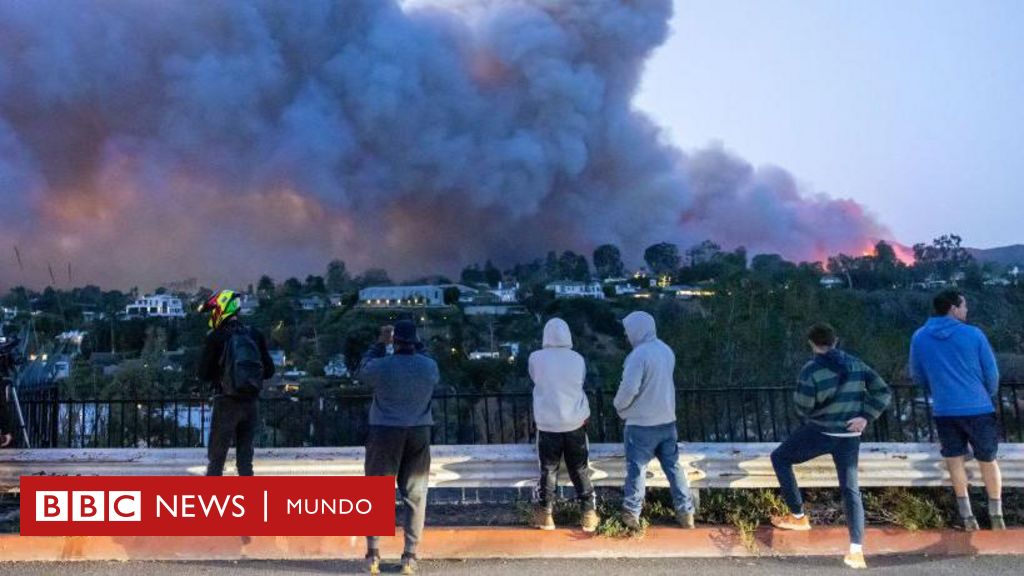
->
xmin=198 ymin=289 xmax=241 ymax=329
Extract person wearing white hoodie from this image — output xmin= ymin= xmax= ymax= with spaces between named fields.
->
xmin=529 ymin=318 xmax=599 ymax=532
xmin=614 ymin=311 xmax=696 ymax=532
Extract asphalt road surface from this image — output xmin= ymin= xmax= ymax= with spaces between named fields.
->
xmin=1 ymin=557 xmax=1022 ymax=575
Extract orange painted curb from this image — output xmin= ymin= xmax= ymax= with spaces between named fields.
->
xmin=0 ymin=527 xmax=1022 ymax=562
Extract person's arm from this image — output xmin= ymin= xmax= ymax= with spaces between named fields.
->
xmin=613 ymin=350 xmax=644 ymax=414
xmin=255 ymin=329 xmax=275 ymax=380
xmin=357 ymin=343 xmax=387 ymax=373
xmin=977 ymin=329 xmax=1000 ymax=397
xmin=909 ymin=335 xmax=930 ymax=394
xmin=197 ymin=331 xmax=220 ymax=384
xmin=429 ymin=359 xmax=442 ymax=395
xmin=357 ymin=326 xmax=392 ymax=376
xmin=861 ymin=366 xmax=892 ymax=422
xmin=793 ymin=365 xmax=817 ymax=419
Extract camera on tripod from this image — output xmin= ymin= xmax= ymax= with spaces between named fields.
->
xmin=0 ymin=336 xmax=24 ymax=376
xmin=0 ymin=335 xmax=28 ymax=448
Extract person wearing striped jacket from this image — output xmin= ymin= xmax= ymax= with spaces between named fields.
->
xmin=770 ymin=323 xmax=892 ymax=570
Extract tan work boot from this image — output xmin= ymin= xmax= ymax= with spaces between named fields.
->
xmin=770 ymin=512 xmax=811 ymax=531
xmin=365 ymin=551 xmax=381 ymax=575
xmin=843 ymin=551 xmax=867 ymax=569
xmin=532 ymin=506 xmax=555 ymax=530
xmin=581 ymin=509 xmax=600 ymax=532
xmin=400 ymin=552 xmax=418 ymax=575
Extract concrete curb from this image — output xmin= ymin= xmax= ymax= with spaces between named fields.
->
xmin=1 ymin=527 xmax=1022 ymax=561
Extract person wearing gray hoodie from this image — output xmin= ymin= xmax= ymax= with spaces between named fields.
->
xmin=529 ymin=318 xmax=599 ymax=532
xmin=614 ymin=311 xmax=696 ymax=531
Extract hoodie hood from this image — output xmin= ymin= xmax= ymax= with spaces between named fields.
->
xmin=542 ymin=318 xmax=573 ymax=349
xmin=923 ymin=316 xmax=967 ymax=340
xmin=814 ymin=348 xmax=851 ymax=382
xmin=623 ymin=311 xmax=657 ymax=347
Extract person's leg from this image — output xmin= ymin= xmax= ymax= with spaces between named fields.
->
xmin=654 ymin=424 xmax=694 ymax=515
xmin=234 ymin=398 xmax=258 ymax=477
xmin=535 ymin=430 xmax=563 ymax=513
xmin=206 ymin=397 xmax=236 ymax=476
xmin=622 ymin=425 xmax=656 ymax=520
xmin=770 ymin=425 xmax=833 ymax=516
xmin=396 ymin=427 xmax=432 ymax=556
xmin=563 ymin=426 xmax=596 ymax=511
xmin=364 ymin=426 xmax=403 ymax=554
xmin=967 ymin=414 xmax=1003 ymax=527
xmin=935 ymin=416 xmax=975 ymax=525
xmin=832 ymin=437 xmax=864 ymax=547
xmin=979 ymin=460 xmax=1003 ymax=500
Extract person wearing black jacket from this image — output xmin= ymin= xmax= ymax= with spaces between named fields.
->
xmin=0 ymin=385 xmax=12 ymax=448
xmin=198 ymin=290 xmax=274 ymax=476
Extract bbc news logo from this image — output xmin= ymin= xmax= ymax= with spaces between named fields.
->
xmin=21 ymin=476 xmax=395 ymax=536
xmin=36 ymin=491 xmax=141 ymax=522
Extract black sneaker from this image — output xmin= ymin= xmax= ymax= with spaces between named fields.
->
xmin=618 ymin=509 xmax=642 ymax=533
xmin=991 ymin=515 xmax=1006 ymax=530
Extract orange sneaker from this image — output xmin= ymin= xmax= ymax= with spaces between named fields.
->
xmin=770 ymin=513 xmax=811 ymax=531
xmin=843 ymin=551 xmax=867 ymax=569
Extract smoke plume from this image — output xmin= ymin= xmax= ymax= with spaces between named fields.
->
xmin=0 ymin=0 xmax=895 ymax=289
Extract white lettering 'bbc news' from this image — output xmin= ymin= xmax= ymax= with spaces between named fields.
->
xmin=285 ymin=498 xmax=373 ymax=515
xmin=155 ymin=495 xmax=246 ymax=519
xmin=36 ymin=491 xmax=141 ymax=522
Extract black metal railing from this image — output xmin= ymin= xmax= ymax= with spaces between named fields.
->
xmin=14 ymin=382 xmax=1024 ymax=449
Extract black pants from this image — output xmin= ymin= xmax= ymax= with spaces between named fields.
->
xmin=0 ymin=384 xmax=12 ymax=437
xmin=365 ymin=425 xmax=432 ymax=555
xmin=206 ymin=395 xmax=259 ymax=476
xmin=536 ymin=426 xmax=596 ymax=511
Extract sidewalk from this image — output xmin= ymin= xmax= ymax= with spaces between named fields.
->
xmin=2 ymin=526 xmax=1022 ymax=561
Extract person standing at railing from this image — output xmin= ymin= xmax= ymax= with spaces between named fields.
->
xmin=198 ymin=290 xmax=275 ymax=477
xmin=910 ymin=289 xmax=1004 ymax=531
xmin=528 ymin=317 xmax=599 ymax=532
xmin=769 ymin=323 xmax=891 ymax=570
xmin=357 ymin=319 xmax=439 ymax=576
xmin=613 ymin=310 xmax=697 ymax=533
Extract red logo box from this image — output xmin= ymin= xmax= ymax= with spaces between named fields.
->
xmin=20 ymin=476 xmax=396 ymax=536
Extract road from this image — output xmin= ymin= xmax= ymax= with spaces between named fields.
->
xmin=1 ymin=557 xmax=1021 ymax=575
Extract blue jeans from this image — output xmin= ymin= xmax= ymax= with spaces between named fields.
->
xmin=622 ymin=422 xmax=695 ymax=518
xmin=770 ymin=424 xmax=864 ymax=545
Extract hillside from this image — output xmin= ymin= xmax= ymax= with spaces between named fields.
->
xmin=969 ymin=244 xmax=1024 ymax=266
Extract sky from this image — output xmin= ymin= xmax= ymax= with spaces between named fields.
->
xmin=635 ymin=0 xmax=1024 ymax=249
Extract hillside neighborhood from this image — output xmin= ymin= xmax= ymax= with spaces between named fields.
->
xmin=2 ymin=236 xmax=1023 ymax=405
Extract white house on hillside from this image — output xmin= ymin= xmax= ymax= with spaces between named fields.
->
xmin=359 ymin=284 xmax=476 ymax=308
xmin=124 ymin=295 xmax=186 ymax=318
xmin=820 ymin=275 xmax=846 ymax=289
xmin=545 ymin=281 xmax=605 ymax=299
xmin=488 ymin=282 xmax=520 ymax=303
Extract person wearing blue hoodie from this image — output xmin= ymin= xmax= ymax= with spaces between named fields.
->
xmin=910 ymin=289 xmax=1003 ymax=531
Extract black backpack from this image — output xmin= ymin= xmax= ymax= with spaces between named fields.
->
xmin=219 ymin=324 xmax=264 ymax=396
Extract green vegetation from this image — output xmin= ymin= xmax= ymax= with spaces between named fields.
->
xmin=2 ymin=234 xmax=1022 ymax=402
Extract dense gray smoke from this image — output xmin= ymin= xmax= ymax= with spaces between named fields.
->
xmin=0 ymin=0 xmax=893 ymax=289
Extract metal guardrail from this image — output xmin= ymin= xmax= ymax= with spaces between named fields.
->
xmin=3 ymin=443 xmax=1023 ymax=493
xmin=14 ymin=382 xmax=1024 ymax=449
